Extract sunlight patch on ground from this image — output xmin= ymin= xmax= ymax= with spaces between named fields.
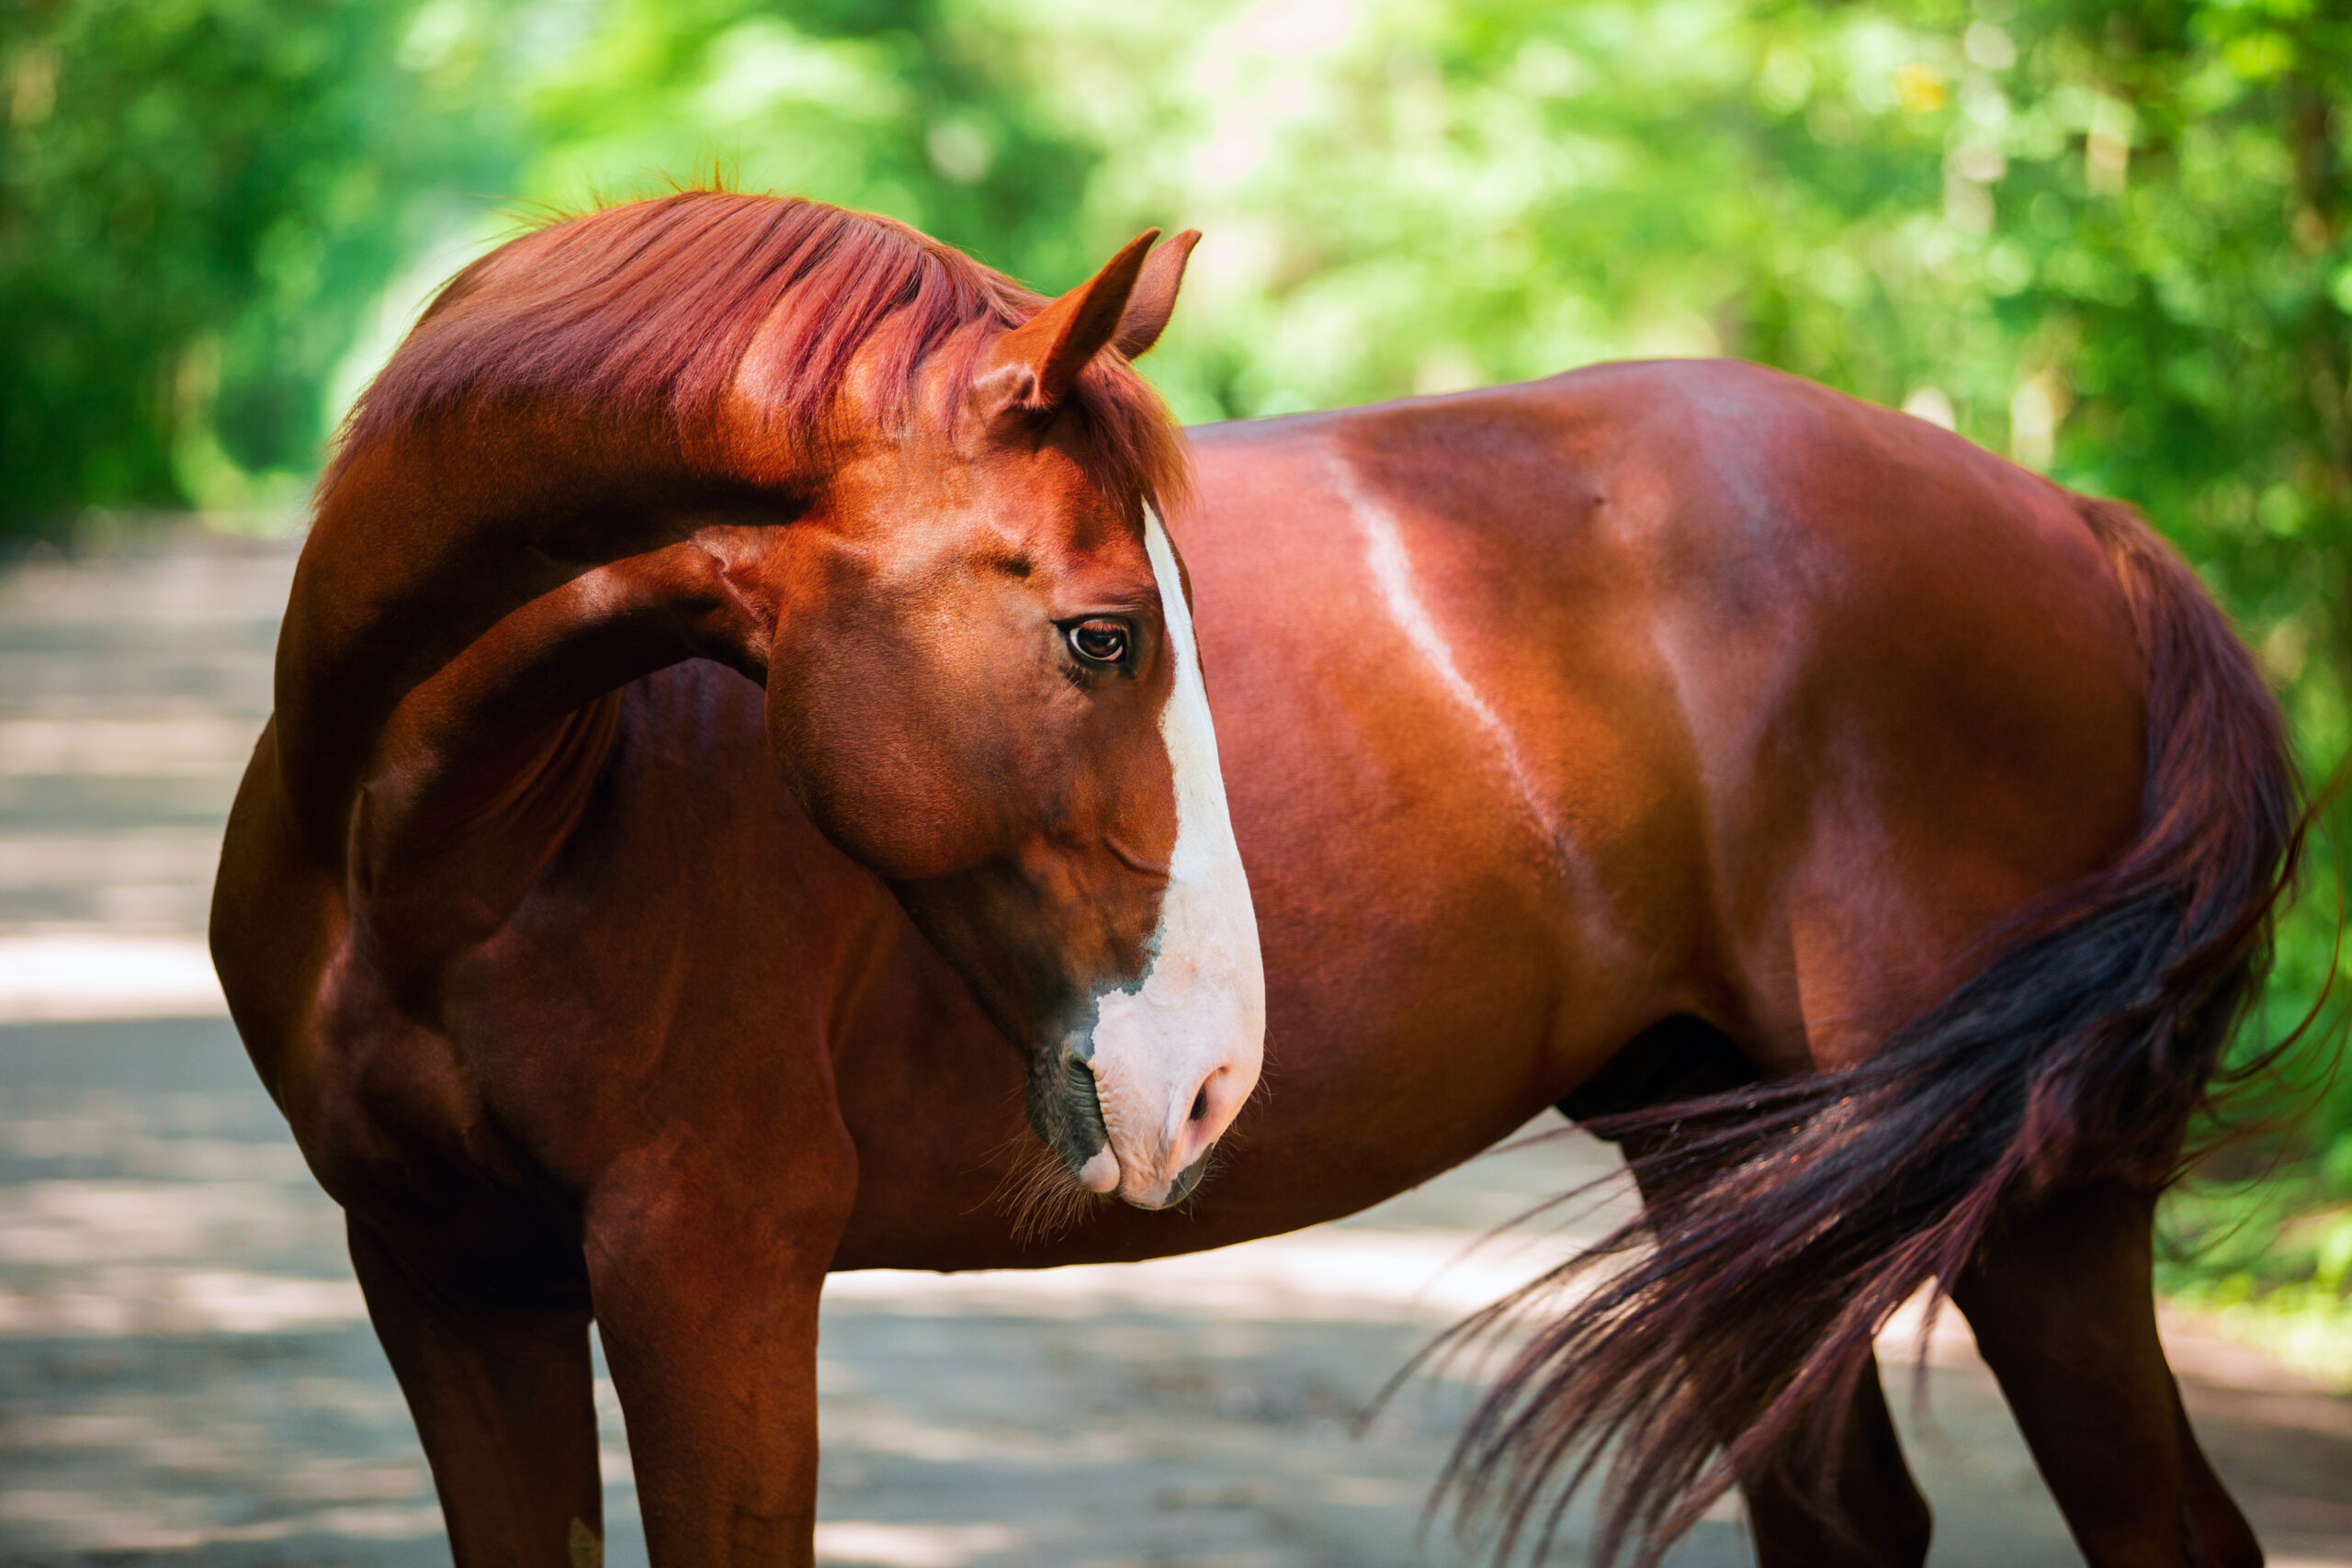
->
xmin=0 ymin=1269 xmax=364 ymax=1337
xmin=0 ymin=717 xmax=258 ymax=777
xmin=0 ymin=934 xmax=226 ymax=1022
xmin=811 ymin=1521 xmax=1023 ymax=1567
xmin=0 ymin=1491 xmax=443 ymax=1554
xmin=825 ymin=1228 xmax=1581 ymax=1327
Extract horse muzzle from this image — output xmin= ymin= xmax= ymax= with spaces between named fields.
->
xmin=1031 ymin=988 xmax=1259 ymax=1210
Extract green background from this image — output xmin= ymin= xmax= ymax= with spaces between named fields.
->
xmin=5 ymin=0 xmax=2347 ymax=1372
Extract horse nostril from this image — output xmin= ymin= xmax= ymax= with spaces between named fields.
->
xmin=1190 ymin=1087 xmax=1208 ymax=1122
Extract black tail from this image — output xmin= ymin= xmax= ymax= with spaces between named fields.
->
xmin=1437 ymin=499 xmax=2303 ymax=1566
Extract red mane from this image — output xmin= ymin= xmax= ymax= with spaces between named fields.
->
xmin=323 ymin=190 xmax=1188 ymax=508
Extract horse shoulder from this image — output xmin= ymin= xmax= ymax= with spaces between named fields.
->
xmin=401 ymin=661 xmax=889 ymax=1168
xmin=225 ymin=653 xmax=884 ymax=1231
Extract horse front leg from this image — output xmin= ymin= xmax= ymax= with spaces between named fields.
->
xmin=583 ymin=1117 xmax=858 ymax=1568
xmin=348 ymin=1216 xmax=605 ymax=1567
xmin=1953 ymin=1181 xmax=2260 ymax=1568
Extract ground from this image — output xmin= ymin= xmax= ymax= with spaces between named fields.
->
xmin=0 ymin=529 xmax=2346 ymax=1567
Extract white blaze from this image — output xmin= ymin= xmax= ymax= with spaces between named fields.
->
xmin=1327 ymin=453 xmax=1567 ymax=863
xmin=1081 ymin=507 xmax=1266 ymax=1207
xmin=1323 ymin=455 xmax=1630 ymax=963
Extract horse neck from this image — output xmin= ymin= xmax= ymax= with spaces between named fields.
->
xmin=275 ymin=408 xmax=796 ymax=970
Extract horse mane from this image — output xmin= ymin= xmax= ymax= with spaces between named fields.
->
xmin=322 ymin=189 xmax=1188 ymax=509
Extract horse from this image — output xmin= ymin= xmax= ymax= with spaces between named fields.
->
xmin=211 ymin=189 xmax=2299 ymax=1568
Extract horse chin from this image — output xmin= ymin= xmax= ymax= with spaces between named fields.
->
xmin=1116 ymin=1146 xmax=1212 ymax=1212
xmin=1076 ymin=1145 xmax=1120 ymax=1193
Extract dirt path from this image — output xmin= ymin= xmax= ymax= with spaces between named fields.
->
xmin=1 ymin=531 xmax=2345 ymax=1567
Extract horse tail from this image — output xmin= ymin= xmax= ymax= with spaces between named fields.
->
xmin=1439 ymin=496 xmax=2304 ymax=1567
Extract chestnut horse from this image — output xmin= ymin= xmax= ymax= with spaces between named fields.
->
xmin=213 ymin=191 xmax=2296 ymax=1568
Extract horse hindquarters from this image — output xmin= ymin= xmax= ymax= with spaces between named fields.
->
xmin=1457 ymin=496 xmax=2295 ymax=1568
xmin=1934 ymin=502 xmax=2286 ymax=1568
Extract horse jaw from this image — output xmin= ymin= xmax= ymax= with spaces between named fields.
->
xmin=1078 ymin=508 xmax=1265 ymax=1209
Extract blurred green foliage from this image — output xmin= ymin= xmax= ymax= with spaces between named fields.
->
xmin=5 ymin=0 xmax=2349 ymax=1345
xmin=0 ymin=0 xmax=511 ymax=526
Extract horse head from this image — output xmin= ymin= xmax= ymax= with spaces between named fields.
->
xmin=752 ymin=230 xmax=1263 ymax=1211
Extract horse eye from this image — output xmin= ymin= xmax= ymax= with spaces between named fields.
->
xmin=1068 ymin=620 xmax=1129 ymax=666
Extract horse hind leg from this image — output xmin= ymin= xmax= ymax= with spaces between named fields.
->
xmin=1563 ymin=1016 xmax=1932 ymax=1568
xmin=1953 ymin=1181 xmax=2261 ymax=1568
xmin=348 ymin=1215 xmax=606 ymax=1567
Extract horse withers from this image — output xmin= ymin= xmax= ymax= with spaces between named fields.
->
xmin=214 ymin=190 xmax=2298 ymax=1568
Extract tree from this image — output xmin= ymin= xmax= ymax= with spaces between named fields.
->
xmin=0 ymin=0 xmax=509 ymax=532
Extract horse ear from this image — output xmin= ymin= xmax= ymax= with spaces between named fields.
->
xmin=1113 ymin=229 xmax=1199 ymax=359
xmin=974 ymin=229 xmax=1159 ymax=417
